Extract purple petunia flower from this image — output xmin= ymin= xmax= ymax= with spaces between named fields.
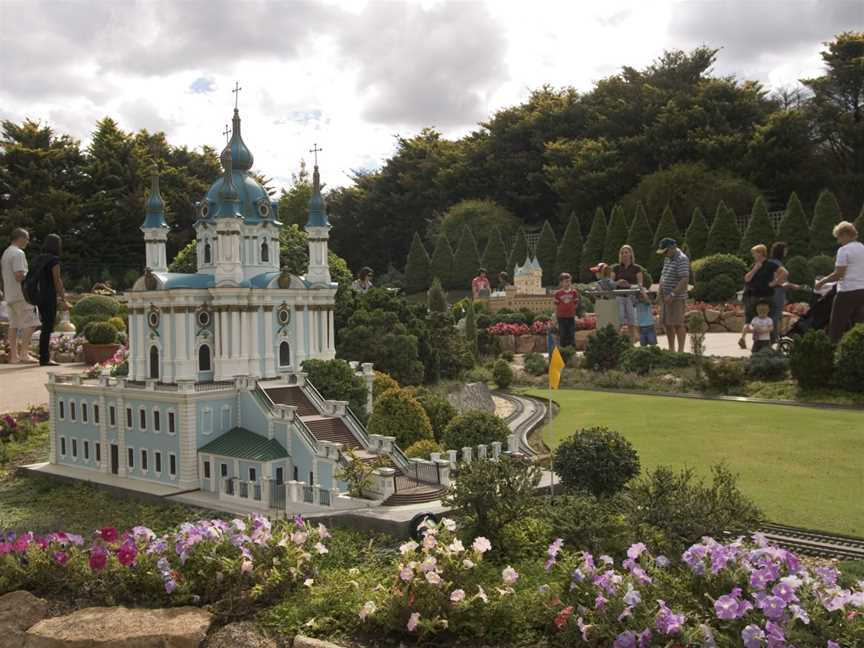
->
xmin=714 ymin=594 xmax=740 ymax=620
xmin=89 ymin=545 xmax=108 ymax=571
xmin=759 ymin=595 xmax=787 ymax=621
xmin=623 ymin=584 xmax=641 ymax=608
xmin=654 ymin=600 xmax=685 ymax=635
xmin=614 ymin=631 xmax=636 ymax=648
xmin=116 ymin=541 xmax=137 ymax=567
xmin=655 ymin=555 xmax=670 ymax=568
xmin=741 ymin=624 xmax=764 ymax=648
xmin=627 ymin=542 xmax=647 ymax=560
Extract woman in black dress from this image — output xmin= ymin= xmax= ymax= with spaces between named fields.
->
xmin=34 ymin=234 xmax=70 ymax=366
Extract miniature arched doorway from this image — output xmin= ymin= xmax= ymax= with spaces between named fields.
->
xmin=204 ymin=242 xmax=212 ymax=264
xmin=149 ymin=346 xmax=159 ymax=380
xmin=198 ymin=344 xmax=212 ymax=372
xmin=278 ymin=341 xmax=290 ymax=368
xmin=260 ymin=241 xmax=269 ymax=263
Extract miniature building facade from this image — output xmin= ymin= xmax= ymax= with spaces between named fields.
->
xmin=485 ymin=256 xmax=552 ymax=313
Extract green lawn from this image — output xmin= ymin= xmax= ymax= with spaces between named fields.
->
xmin=528 ymin=389 xmax=864 ymax=536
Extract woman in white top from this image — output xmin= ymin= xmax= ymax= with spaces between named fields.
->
xmin=816 ymin=221 xmax=864 ymax=342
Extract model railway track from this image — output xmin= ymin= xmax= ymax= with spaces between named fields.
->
xmin=757 ymin=523 xmax=864 ymax=561
xmin=497 ymin=392 xmax=547 ymax=456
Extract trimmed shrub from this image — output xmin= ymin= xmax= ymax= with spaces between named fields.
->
xmin=498 ymin=516 xmax=555 ymax=563
xmin=107 ymin=316 xmax=126 ymax=332
xmin=372 ymin=371 xmax=400 ymax=401
xmin=426 ymin=277 xmax=448 ymax=313
xmin=703 ymin=358 xmax=746 ymax=391
xmin=602 ymin=204 xmax=629 ymax=264
xmin=583 ymin=324 xmax=630 ymax=371
xmin=71 ymin=294 xmax=121 ymax=331
xmin=810 ymin=189 xmax=843 ymax=256
xmin=648 ymin=205 xmax=682 ymax=277
xmin=535 ymin=220 xmax=558 ymax=285
xmin=531 ymin=494 xmax=636 ymax=558
xmin=451 ymin=226 xmax=482 ymax=290
xmin=84 ymin=321 xmax=117 ymax=345
xmin=684 ymin=207 xmax=709 ymax=260
xmin=464 ymin=300 xmax=477 ymax=356
xmin=786 ymin=255 xmax=814 ymax=303
xmin=441 ymin=411 xmax=510 ymax=450
xmin=367 ymin=387 xmax=433 ymax=448
xmin=777 ymin=192 xmax=811 ymax=259
xmin=404 ymin=232 xmax=431 ymax=294
xmin=694 ymin=274 xmax=739 ymax=303
xmin=476 ymin=329 xmax=500 ymax=358
xmin=746 ymin=348 xmax=789 ymax=381
xmin=691 ymin=254 xmax=747 ymax=303
xmin=404 ymin=386 xmax=456 ymax=442
xmin=555 ymin=213 xmax=583 ymax=277
xmin=506 ymin=229 xmax=528 ymax=277
xmin=523 ymin=352 xmax=547 ymax=376
xmin=552 ymin=426 xmax=640 ymax=497
xmin=481 ymin=226 xmax=508 ymax=287
xmin=790 ymin=329 xmax=835 ymax=390
xmin=739 ymin=196 xmax=775 ymax=257
xmin=620 ymin=345 xmax=666 ymax=375
xmin=580 ymin=207 xmax=607 ymax=282
xmin=429 ymin=232 xmax=455 ymax=289
xmin=302 ymin=359 xmax=369 ymax=420
xmin=492 ymin=358 xmax=513 ymax=389
xmin=835 ymin=324 xmax=864 ymax=388
xmin=627 ymin=202 xmax=654 ymax=270
xmin=403 ymin=438 xmax=443 ymax=459
xmin=704 ymin=201 xmax=741 ymax=256
xmin=808 ymin=254 xmax=835 ymax=280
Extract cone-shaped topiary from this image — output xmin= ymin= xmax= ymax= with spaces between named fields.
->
xmin=507 ymin=229 xmax=528 ymax=277
xmin=580 ymin=207 xmax=607 ymax=282
xmin=777 ymin=192 xmax=810 ymax=259
xmin=555 ymin=212 xmax=583 ymax=278
xmin=649 ymin=205 xmax=683 ymax=277
xmin=739 ymin=196 xmax=775 ymax=257
xmin=704 ymin=200 xmax=741 ymax=257
xmin=810 ymin=190 xmax=843 ymax=256
xmin=452 ymin=226 xmax=482 ymax=290
xmin=685 ymin=207 xmax=709 ymax=261
xmin=482 ymin=226 xmax=508 ymax=288
xmin=603 ymin=204 xmax=629 ymax=263
xmin=427 ymin=277 xmax=448 ymax=313
xmin=627 ymin=202 xmax=654 ymax=270
xmin=430 ymin=231 xmax=455 ymax=289
xmin=535 ymin=220 xmax=559 ymax=286
xmin=404 ymin=232 xmax=431 ymax=294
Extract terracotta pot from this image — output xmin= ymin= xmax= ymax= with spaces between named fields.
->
xmin=83 ymin=343 xmax=120 ymax=366
xmin=534 ymin=335 xmax=548 ymax=353
xmin=497 ymin=335 xmax=516 ymax=353
xmin=515 ymin=335 xmax=535 ymax=354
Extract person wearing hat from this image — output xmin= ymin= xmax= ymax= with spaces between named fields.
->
xmin=472 ymin=268 xmax=491 ymax=299
xmin=352 ymin=267 xmax=374 ymax=293
xmin=657 ymin=238 xmax=690 ymax=352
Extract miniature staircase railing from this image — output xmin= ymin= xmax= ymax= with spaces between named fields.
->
xmin=254 ymin=382 xmax=319 ymax=454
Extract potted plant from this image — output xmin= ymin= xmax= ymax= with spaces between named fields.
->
xmin=82 ymin=321 xmax=120 ymax=366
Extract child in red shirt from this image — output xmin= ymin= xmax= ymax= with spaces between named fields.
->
xmin=554 ymin=273 xmax=580 ymax=348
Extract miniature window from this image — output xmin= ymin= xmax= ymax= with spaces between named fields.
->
xmin=141 ymin=450 xmax=148 ymax=472
xmin=169 ymin=454 xmax=177 ymax=477
xmin=109 ymin=405 xmax=116 ymax=427
xmin=198 ymin=344 xmax=212 ymax=372
xmin=70 ymin=401 xmax=76 ymax=421
xmin=168 ymin=411 xmax=176 ymax=435
xmin=60 ymin=437 xmax=66 ymax=456
xmin=71 ymin=438 xmax=77 ymax=458
xmin=128 ymin=447 xmax=134 ymax=469
xmin=197 ymin=310 xmax=210 ymax=328
xmin=58 ymin=400 xmax=65 ymax=420
xmin=204 ymin=242 xmax=212 ymax=264
xmin=309 ymin=471 xmax=314 ymax=486
xmin=260 ymin=241 xmax=269 ymax=263
xmin=94 ymin=404 xmax=100 ymax=424
xmin=84 ymin=440 xmax=90 ymax=460
xmin=293 ymin=465 xmax=298 ymax=481
xmin=155 ymin=452 xmax=162 ymax=473
xmin=126 ymin=408 xmax=133 ymax=429
xmin=95 ymin=442 xmax=101 ymax=463
xmin=202 ymin=408 xmax=213 ymax=435
xmin=277 ymin=307 xmax=290 ymax=325
xmin=249 ymin=467 xmax=257 ymax=482
xmin=139 ymin=408 xmax=147 ymax=431
xmin=204 ymin=461 xmax=211 ymax=479
xmin=81 ymin=402 xmax=88 ymax=423
xmin=221 ymin=406 xmax=231 ymax=431
xmin=279 ymin=341 xmax=290 ymax=367
xmin=220 ymin=463 xmax=228 ymax=477
xmin=153 ymin=409 xmax=161 ymax=433
xmin=149 ymin=346 xmax=159 ymax=380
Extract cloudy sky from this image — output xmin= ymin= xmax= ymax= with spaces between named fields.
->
xmin=1 ymin=0 xmax=862 ymax=191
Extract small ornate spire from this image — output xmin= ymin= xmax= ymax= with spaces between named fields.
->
xmin=306 ymin=157 xmax=329 ymax=228
xmin=141 ymin=164 xmax=167 ymax=229
xmin=221 ymin=108 xmax=254 ymax=171
xmin=215 ymin=148 xmax=241 ymax=218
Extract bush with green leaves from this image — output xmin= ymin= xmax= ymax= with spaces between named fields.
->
xmin=492 ymin=358 xmax=513 ymax=389
xmin=625 ymin=464 xmax=762 ymax=555
xmin=703 ymin=358 xmax=746 ymax=391
xmin=71 ymin=294 xmax=122 ymax=331
xmin=107 ymin=316 xmax=126 ymax=332
xmin=834 ymin=324 xmax=864 ymax=389
xmin=304 ymin=359 xmax=369 ymax=419
xmin=84 ymin=321 xmax=118 ymax=345
xmin=403 ymin=438 xmax=443 ymax=459
xmin=583 ymin=324 xmax=630 ymax=371
xmin=529 ymin=494 xmax=636 ymax=558
xmin=691 ymin=253 xmax=747 ymax=303
xmin=620 ymin=345 xmax=669 ymax=375
xmin=789 ymin=329 xmax=835 ymax=390
xmin=441 ymin=411 xmax=510 ymax=451
xmin=403 ymin=386 xmax=456 ymax=442
xmin=552 ymin=426 xmax=640 ymax=497
xmin=497 ymin=515 xmax=555 ymax=563
xmin=522 ymin=352 xmax=547 ymax=376
xmin=476 ymin=329 xmax=500 ymax=358
xmin=786 ymin=255 xmax=815 ymax=303
xmin=372 ymin=371 xmax=399 ymax=402
xmin=367 ymin=387 xmax=432 ymax=448
xmin=808 ymin=254 xmax=836 ymax=280
xmin=745 ymin=348 xmax=789 ymax=381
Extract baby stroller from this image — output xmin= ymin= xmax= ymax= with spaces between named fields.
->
xmin=777 ymin=284 xmax=836 ymax=355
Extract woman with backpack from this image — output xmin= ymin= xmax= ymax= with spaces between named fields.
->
xmin=30 ymin=234 xmax=70 ymax=366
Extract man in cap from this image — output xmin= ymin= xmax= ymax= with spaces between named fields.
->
xmin=657 ymin=238 xmax=690 ymax=352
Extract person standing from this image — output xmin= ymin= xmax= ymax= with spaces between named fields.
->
xmin=657 ymin=238 xmax=690 ymax=353
xmin=767 ymin=242 xmax=795 ymax=341
xmin=817 ymin=221 xmax=864 ymax=341
xmin=32 ymin=234 xmax=70 ymax=366
xmin=612 ymin=244 xmax=645 ymax=342
xmin=1 ymin=228 xmax=40 ymax=364
xmin=471 ymin=268 xmax=491 ymax=299
xmin=553 ymin=272 xmax=579 ymax=348
xmin=351 ymin=267 xmax=374 ymax=294
xmin=743 ymin=244 xmax=780 ymax=324
xmin=740 ymin=301 xmax=774 ymax=354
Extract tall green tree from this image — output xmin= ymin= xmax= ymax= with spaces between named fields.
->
xmin=427 ymin=277 xmax=448 ymax=313
xmin=430 ymin=199 xmax=520 ymax=254
xmin=555 ymin=212 xmax=583 ymax=278
xmin=685 ymin=207 xmax=709 ymax=260
xmin=430 ymin=232 xmax=456 ymax=289
xmin=481 ymin=226 xmax=508 ymax=287
xmin=704 ymin=201 xmax=742 ymax=257
xmin=452 ymin=226 xmax=482 ymax=289
xmin=627 ymin=202 xmax=654 ymax=268
xmin=777 ymin=192 xmax=811 ymax=259
xmin=810 ymin=190 xmax=843 ymax=256
xmin=603 ymin=204 xmax=629 ymax=263
xmin=464 ymin=299 xmax=477 ymax=356
xmin=739 ymin=196 xmax=775 ymax=256
xmin=580 ymin=208 xmax=607 ymax=282
xmin=535 ymin=220 xmax=559 ymax=285
xmin=507 ymin=229 xmax=528 ymax=276
xmin=649 ymin=205 xmax=683 ymax=276
xmin=404 ymin=232 xmax=431 ymax=294
xmin=276 ymin=159 xmax=312 ymax=228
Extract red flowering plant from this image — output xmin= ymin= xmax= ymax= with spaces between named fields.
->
xmin=531 ymin=320 xmax=553 ymax=334
xmin=487 ymin=323 xmax=531 ymax=337
xmin=83 ymin=345 xmax=129 ymax=379
xmin=575 ymin=315 xmax=597 ymax=331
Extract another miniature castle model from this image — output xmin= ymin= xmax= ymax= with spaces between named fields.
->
xmin=41 ymin=107 xmax=446 ymax=512
xmin=485 ymin=256 xmax=551 ymax=313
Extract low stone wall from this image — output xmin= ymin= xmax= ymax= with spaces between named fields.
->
xmin=445 ymin=381 xmax=495 ymax=414
xmin=687 ymin=308 xmax=799 ymax=334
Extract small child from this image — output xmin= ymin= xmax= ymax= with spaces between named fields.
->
xmin=741 ymin=301 xmax=774 ymax=354
xmin=636 ymin=292 xmax=657 ymax=346
xmin=590 ymin=263 xmax=616 ymax=294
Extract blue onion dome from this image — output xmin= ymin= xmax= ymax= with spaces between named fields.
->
xmin=141 ymin=165 xmax=168 ymax=229
xmin=226 ymin=108 xmax=253 ymax=171
xmin=305 ymin=165 xmax=329 ymax=228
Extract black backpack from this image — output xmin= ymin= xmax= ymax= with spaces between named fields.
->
xmin=22 ymin=259 xmax=45 ymax=305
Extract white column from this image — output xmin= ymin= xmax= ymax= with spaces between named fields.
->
xmin=137 ymin=311 xmax=148 ymax=380
xmin=294 ymin=306 xmax=305 ymax=367
xmin=219 ymin=309 xmax=229 ymax=360
xmin=250 ymin=307 xmax=260 ymax=377
xmin=162 ymin=308 xmax=173 ymax=383
xmin=128 ymin=308 xmax=137 ymax=379
xmin=263 ymin=307 xmax=274 ymax=376
xmin=117 ymin=395 xmax=127 ymax=476
xmin=328 ymin=308 xmax=335 ymax=353
xmin=240 ymin=308 xmax=249 ymax=360
xmin=309 ymin=308 xmax=318 ymax=357
xmin=231 ymin=310 xmax=241 ymax=359
xmin=175 ymin=310 xmax=188 ymax=380
xmin=99 ymin=393 xmax=109 ymax=473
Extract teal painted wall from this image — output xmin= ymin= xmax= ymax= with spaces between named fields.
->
xmin=196 ymin=396 xmax=236 ymax=447
xmin=239 ymin=391 xmax=268 ymax=437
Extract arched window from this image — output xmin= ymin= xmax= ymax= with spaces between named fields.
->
xmin=204 ymin=242 xmax=212 ymax=264
xmin=279 ymin=341 xmax=290 ymax=367
xmin=198 ymin=344 xmax=212 ymax=372
xmin=149 ymin=346 xmax=159 ymax=380
xmin=260 ymin=241 xmax=269 ymax=263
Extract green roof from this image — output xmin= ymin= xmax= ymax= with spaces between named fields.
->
xmin=199 ymin=427 xmax=289 ymax=462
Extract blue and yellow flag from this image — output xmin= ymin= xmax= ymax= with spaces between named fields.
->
xmin=548 ymin=346 xmax=565 ymax=390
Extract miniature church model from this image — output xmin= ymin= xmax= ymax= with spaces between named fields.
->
xmin=485 ymin=256 xmax=551 ymax=313
xmin=42 ymin=107 xmax=444 ymax=511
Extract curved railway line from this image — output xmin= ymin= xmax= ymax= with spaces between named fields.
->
xmin=497 ymin=391 xmax=547 ymax=456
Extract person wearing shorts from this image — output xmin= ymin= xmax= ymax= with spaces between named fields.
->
xmin=657 ymin=238 xmax=690 ymax=353
xmin=612 ymin=244 xmax=644 ymax=343
xmin=1 ymin=227 xmax=40 ymax=364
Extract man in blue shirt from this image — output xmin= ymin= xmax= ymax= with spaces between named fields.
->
xmin=657 ymin=238 xmax=690 ymax=352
